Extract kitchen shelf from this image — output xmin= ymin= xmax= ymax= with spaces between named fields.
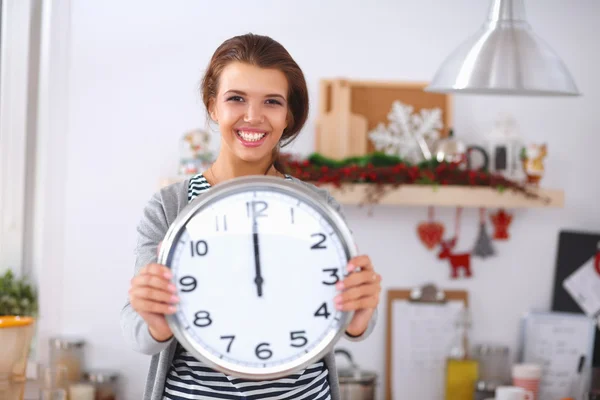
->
xmin=159 ymin=177 xmax=564 ymax=209
xmin=319 ymin=184 xmax=563 ymax=208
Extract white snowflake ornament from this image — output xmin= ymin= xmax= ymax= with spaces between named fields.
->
xmin=368 ymin=100 xmax=443 ymax=163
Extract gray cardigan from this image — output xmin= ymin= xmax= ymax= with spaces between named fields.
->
xmin=120 ymin=176 xmax=377 ymax=400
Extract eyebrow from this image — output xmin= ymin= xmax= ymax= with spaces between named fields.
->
xmin=224 ymin=89 xmax=286 ymax=101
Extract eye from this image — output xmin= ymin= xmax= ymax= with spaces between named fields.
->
xmin=226 ymin=96 xmax=244 ymax=102
xmin=265 ymin=99 xmax=284 ymax=106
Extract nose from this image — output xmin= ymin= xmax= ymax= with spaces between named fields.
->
xmin=244 ymin=102 xmax=264 ymax=124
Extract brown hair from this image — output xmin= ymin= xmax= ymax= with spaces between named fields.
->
xmin=201 ymin=33 xmax=309 ymax=170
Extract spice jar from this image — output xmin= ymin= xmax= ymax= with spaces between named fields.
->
xmin=83 ymin=370 xmax=119 ymax=400
xmin=472 ymin=344 xmax=510 ymax=383
xmin=49 ymin=337 xmax=85 ymax=383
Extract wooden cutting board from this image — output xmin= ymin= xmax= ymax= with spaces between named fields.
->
xmin=315 ymin=79 xmax=368 ymax=160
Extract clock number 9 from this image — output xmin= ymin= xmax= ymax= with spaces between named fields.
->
xmin=179 ymin=276 xmax=197 ymax=292
xmin=190 ymin=240 xmax=208 ymax=257
xmin=255 ymin=342 xmax=273 ymax=360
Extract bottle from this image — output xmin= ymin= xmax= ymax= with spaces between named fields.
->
xmin=445 ymin=309 xmax=479 ymax=400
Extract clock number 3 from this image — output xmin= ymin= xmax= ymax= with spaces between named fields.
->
xmin=321 ymin=268 xmax=339 ymax=285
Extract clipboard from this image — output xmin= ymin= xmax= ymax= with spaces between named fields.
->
xmin=519 ymin=310 xmax=596 ymax=400
xmin=385 ymin=283 xmax=469 ymax=400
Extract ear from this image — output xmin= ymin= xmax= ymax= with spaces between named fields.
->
xmin=208 ymin=98 xmax=218 ymax=122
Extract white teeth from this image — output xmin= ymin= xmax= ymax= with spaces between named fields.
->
xmin=237 ymin=130 xmax=266 ymax=142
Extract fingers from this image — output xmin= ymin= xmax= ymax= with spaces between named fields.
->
xmin=334 ymin=284 xmax=380 ymax=311
xmin=334 ymin=283 xmax=381 ymax=310
xmin=132 ymin=298 xmax=177 ymax=315
xmin=336 ymin=255 xmax=381 ymax=312
xmin=129 ymin=284 xmax=178 ymax=305
xmin=131 ymin=270 xmax=175 ymax=294
xmin=337 ymin=268 xmax=381 ymax=291
xmin=347 ymin=255 xmax=373 ymax=272
xmin=139 ymin=263 xmax=172 ymax=279
xmin=129 ymin=263 xmax=178 ymax=315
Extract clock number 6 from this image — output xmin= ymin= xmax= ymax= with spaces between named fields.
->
xmin=255 ymin=342 xmax=273 ymax=360
xmin=190 ymin=240 xmax=208 ymax=257
xmin=290 ymin=330 xmax=308 ymax=348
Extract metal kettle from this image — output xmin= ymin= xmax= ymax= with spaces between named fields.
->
xmin=335 ymin=348 xmax=377 ymax=400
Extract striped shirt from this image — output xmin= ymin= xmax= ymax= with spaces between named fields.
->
xmin=163 ymin=173 xmax=332 ymax=400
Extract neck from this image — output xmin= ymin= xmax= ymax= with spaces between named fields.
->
xmin=207 ymin=150 xmax=279 ymax=184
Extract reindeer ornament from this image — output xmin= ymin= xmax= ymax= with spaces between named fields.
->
xmin=433 ymin=208 xmax=473 ymax=279
xmin=438 ymin=237 xmax=472 ymax=279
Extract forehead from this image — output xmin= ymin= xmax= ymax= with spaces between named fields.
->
xmin=218 ymin=62 xmax=288 ymax=97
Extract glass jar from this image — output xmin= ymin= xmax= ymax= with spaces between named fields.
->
xmin=472 ymin=344 xmax=510 ymax=383
xmin=49 ymin=337 xmax=85 ymax=383
xmin=83 ymin=370 xmax=119 ymax=400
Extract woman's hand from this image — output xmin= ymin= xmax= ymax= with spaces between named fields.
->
xmin=334 ymin=255 xmax=381 ymax=337
xmin=129 ymin=263 xmax=179 ymax=342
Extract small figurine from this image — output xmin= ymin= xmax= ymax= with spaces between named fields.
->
xmin=490 ymin=209 xmax=513 ymax=240
xmin=520 ymin=143 xmax=547 ymax=185
xmin=179 ymin=129 xmax=214 ymax=176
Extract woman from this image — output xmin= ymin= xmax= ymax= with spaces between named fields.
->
xmin=122 ymin=33 xmax=382 ymax=400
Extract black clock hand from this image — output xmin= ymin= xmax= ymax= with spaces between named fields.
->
xmin=252 ymin=209 xmax=264 ymax=298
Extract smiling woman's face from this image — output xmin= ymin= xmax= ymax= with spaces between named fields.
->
xmin=209 ymin=62 xmax=289 ymax=165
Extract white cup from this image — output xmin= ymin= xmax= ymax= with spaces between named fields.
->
xmin=496 ymin=386 xmax=534 ymax=400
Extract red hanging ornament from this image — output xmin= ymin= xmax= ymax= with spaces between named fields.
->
xmin=437 ymin=208 xmax=472 ymax=279
xmin=490 ymin=208 xmax=513 ymax=240
xmin=417 ymin=206 xmax=445 ymax=250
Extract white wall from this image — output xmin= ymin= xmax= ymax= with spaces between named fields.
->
xmin=34 ymin=1 xmax=600 ymax=399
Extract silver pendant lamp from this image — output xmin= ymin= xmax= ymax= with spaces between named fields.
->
xmin=425 ymin=0 xmax=580 ymax=96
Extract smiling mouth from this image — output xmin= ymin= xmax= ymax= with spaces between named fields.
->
xmin=236 ymin=130 xmax=267 ymax=142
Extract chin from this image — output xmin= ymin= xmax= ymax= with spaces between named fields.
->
xmin=234 ymin=148 xmax=273 ymax=164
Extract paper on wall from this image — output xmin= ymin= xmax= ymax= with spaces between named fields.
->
xmin=563 ymin=256 xmax=600 ymax=318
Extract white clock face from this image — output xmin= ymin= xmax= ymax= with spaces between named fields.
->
xmin=165 ymin=186 xmax=352 ymax=378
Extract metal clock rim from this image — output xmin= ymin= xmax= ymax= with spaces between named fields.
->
xmin=158 ymin=175 xmax=358 ymax=380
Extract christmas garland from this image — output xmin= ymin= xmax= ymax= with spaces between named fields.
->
xmin=278 ymin=152 xmax=550 ymax=206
